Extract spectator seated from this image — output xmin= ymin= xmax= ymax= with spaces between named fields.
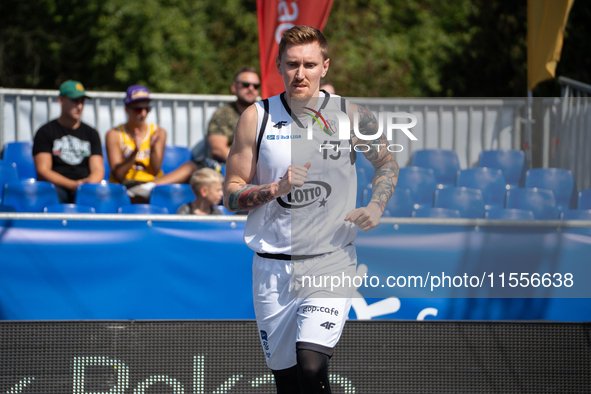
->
xmin=2 ymin=141 xmax=36 ymax=179
xmin=525 ymin=168 xmax=577 ymax=213
xmin=485 ymin=208 xmax=535 ymax=220
xmin=2 ymin=179 xmax=59 ymax=212
xmin=75 ymin=182 xmax=131 ymax=213
xmin=411 ymin=207 xmax=461 ymax=218
xmin=412 ymin=149 xmax=460 ymax=186
xmin=505 ymin=188 xmax=560 ymax=220
xmin=434 ymin=187 xmax=486 ymax=218
xmin=456 ymin=168 xmax=507 ymax=210
xmin=44 ymin=204 xmax=96 ymax=213
xmin=478 ymin=150 xmax=525 ymax=188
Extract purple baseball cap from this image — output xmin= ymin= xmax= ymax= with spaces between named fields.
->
xmin=124 ymin=85 xmax=151 ymax=105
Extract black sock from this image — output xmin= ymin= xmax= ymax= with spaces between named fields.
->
xmin=296 ymin=349 xmax=331 ymax=393
xmin=272 ymin=365 xmax=300 ymax=394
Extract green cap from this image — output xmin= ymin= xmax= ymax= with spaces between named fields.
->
xmin=59 ymin=80 xmax=89 ymax=99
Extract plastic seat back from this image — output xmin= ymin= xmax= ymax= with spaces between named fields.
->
xmin=485 ymin=208 xmax=535 ymax=220
xmin=434 ymin=187 xmax=486 ymax=218
xmin=397 ymin=166 xmax=437 ymax=208
xmin=149 ymin=184 xmax=194 ymax=214
xmin=75 ymin=183 xmax=131 ymax=213
xmin=44 ymin=204 xmax=96 ymax=213
xmin=525 ymin=168 xmax=576 ymax=212
xmin=478 ymin=150 xmax=525 ymax=187
xmin=456 ymin=168 xmax=507 ymax=209
xmin=161 ymin=146 xmax=192 ymax=174
xmin=561 ymin=210 xmax=591 ymax=220
xmin=383 ymin=189 xmax=414 ymax=217
xmin=412 ymin=149 xmax=460 ymax=186
xmin=0 ymin=161 xmax=19 ymax=191
xmin=102 ymin=146 xmax=110 ymax=181
xmin=118 ymin=204 xmax=168 ymax=214
xmin=2 ymin=180 xmax=59 ymax=212
xmin=411 ymin=207 xmax=461 ymax=218
xmin=2 ymin=141 xmax=36 ymax=179
xmin=505 ymin=188 xmax=559 ymax=220
xmin=578 ymin=190 xmax=591 ymax=209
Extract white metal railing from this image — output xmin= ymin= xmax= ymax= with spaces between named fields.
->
xmin=1 ymin=88 xmax=527 ymax=168
xmin=555 ymin=77 xmax=591 ymax=190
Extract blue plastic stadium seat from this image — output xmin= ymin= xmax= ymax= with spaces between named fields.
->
xmin=149 ymin=184 xmax=194 ymax=214
xmin=397 ymin=166 xmax=437 ymax=208
xmin=2 ymin=180 xmax=59 ymax=212
xmin=412 ymin=149 xmax=460 ymax=186
xmin=44 ymin=204 xmax=96 ymax=214
xmin=102 ymin=146 xmax=110 ymax=181
xmin=485 ymin=208 xmax=535 ymax=220
xmin=434 ymin=187 xmax=486 ymax=218
xmin=0 ymin=205 xmax=17 ymax=212
xmin=561 ymin=210 xmax=591 ymax=220
xmin=0 ymin=161 xmax=19 ymax=191
xmin=355 ymin=155 xmax=375 ymax=179
xmin=505 ymin=188 xmax=560 ymax=220
xmin=214 ymin=205 xmax=233 ymax=215
xmin=75 ymin=182 xmax=131 ymax=213
xmin=118 ymin=204 xmax=168 ymax=214
xmin=411 ymin=207 xmax=461 ymax=218
xmin=456 ymin=168 xmax=507 ymax=210
xmin=382 ymin=189 xmax=414 ymax=217
xmin=2 ymin=141 xmax=36 ymax=179
xmin=478 ymin=150 xmax=526 ymax=188
xmin=577 ymin=189 xmax=591 ymax=210
xmin=525 ymin=168 xmax=576 ymax=212
xmin=161 ymin=146 xmax=192 ymax=174
xmin=356 ymin=167 xmax=371 ymax=208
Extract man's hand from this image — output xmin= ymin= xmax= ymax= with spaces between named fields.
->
xmin=133 ymin=128 xmax=143 ymax=149
xmin=345 ymin=203 xmax=383 ymax=232
xmin=276 ymin=162 xmax=311 ymax=196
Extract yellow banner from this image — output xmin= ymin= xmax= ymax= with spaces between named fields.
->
xmin=527 ymin=0 xmax=575 ymax=90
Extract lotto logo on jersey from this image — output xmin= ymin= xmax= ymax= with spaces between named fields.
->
xmin=276 ymin=181 xmax=331 ymax=209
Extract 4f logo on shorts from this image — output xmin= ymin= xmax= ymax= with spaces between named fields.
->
xmin=320 ymin=321 xmax=336 ymax=330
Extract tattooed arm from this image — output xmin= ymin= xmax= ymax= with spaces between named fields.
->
xmin=344 ymin=103 xmax=399 ymax=231
xmin=223 ymin=105 xmax=311 ymax=212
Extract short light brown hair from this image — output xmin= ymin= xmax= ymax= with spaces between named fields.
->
xmin=189 ymin=168 xmax=223 ymax=195
xmin=233 ymin=66 xmax=259 ymax=82
xmin=278 ymin=25 xmax=328 ymax=61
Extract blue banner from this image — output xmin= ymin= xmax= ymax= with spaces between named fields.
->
xmin=0 ymin=218 xmax=589 ymax=321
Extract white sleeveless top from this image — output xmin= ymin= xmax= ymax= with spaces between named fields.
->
xmin=244 ymin=91 xmax=358 ymax=255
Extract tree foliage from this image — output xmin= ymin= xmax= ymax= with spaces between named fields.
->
xmin=0 ymin=0 xmax=589 ymax=97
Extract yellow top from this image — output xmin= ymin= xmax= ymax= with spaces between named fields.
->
xmin=109 ymin=123 xmax=164 ymax=183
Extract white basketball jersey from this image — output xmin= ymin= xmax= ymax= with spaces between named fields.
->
xmin=244 ymin=91 xmax=358 ymax=255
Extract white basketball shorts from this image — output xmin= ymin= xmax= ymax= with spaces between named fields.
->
xmin=252 ymin=244 xmax=356 ymax=371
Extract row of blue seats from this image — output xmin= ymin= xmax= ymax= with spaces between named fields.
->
xmin=1 ymin=141 xmax=193 ymax=180
xmin=0 ymin=180 xmax=230 ymax=215
xmin=360 ymin=185 xmax=591 ymax=220
xmin=359 ymin=166 xmax=583 ymax=212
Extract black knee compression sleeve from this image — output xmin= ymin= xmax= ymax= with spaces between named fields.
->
xmin=296 ymin=349 xmax=331 ymax=393
xmin=272 ymin=365 xmax=300 ymax=394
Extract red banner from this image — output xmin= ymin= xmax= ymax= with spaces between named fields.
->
xmin=257 ymin=0 xmax=333 ymax=99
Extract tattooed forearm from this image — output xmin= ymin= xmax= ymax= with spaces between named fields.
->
xmin=351 ymin=105 xmax=399 ymax=212
xmin=227 ymin=183 xmax=276 ymax=211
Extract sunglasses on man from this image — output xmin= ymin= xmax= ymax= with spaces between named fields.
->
xmin=129 ymin=106 xmax=152 ymax=114
xmin=236 ymin=81 xmax=260 ymax=89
